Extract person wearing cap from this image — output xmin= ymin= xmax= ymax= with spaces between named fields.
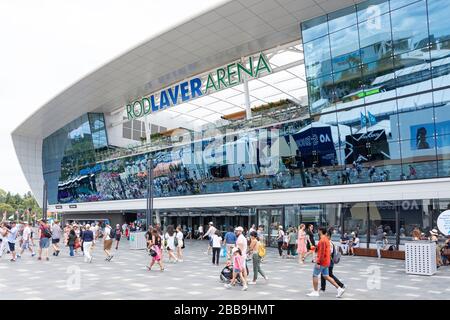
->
xmin=235 ymin=226 xmax=249 ymax=284
xmin=17 ymin=221 xmax=35 ymax=258
xmin=202 ymin=222 xmax=217 ymax=255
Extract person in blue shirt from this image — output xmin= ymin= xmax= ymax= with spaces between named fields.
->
xmin=223 ymin=226 xmax=237 ymax=260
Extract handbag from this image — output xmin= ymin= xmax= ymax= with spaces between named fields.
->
xmin=442 ymin=248 xmax=450 ymax=256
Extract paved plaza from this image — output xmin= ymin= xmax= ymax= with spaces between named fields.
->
xmin=0 ymin=240 xmax=449 ymax=300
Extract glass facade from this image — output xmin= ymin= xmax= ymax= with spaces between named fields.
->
xmin=43 ymin=113 xmax=108 ymax=204
xmin=302 ymin=0 xmax=450 ymax=186
xmin=44 ymin=0 xmax=450 ymax=206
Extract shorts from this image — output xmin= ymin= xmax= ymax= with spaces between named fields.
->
xmin=52 ymin=238 xmax=60 ymax=244
xmin=8 ymin=242 xmax=15 ymax=252
xmin=233 ymin=268 xmax=241 ymax=274
xmin=313 ymin=265 xmax=329 ymax=278
xmin=104 ymin=239 xmax=113 ymax=250
xmin=39 ymin=237 xmax=50 ymax=249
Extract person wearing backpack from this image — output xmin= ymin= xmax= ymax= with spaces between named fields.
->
xmin=248 ymin=231 xmax=268 ymax=285
xmin=320 ymin=229 xmax=345 ymax=293
xmin=37 ymin=219 xmax=52 ymax=261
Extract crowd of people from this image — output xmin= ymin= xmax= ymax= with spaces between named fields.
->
xmin=2 ymin=213 xmax=450 ymax=299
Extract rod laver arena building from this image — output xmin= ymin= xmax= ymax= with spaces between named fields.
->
xmin=12 ymin=0 xmax=450 ymax=247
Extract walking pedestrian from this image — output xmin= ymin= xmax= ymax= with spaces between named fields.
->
xmin=320 ymin=229 xmax=345 ymax=293
xmin=67 ymin=228 xmax=76 ymax=257
xmin=0 ymin=223 xmax=8 ymax=258
xmin=164 ymin=225 xmax=178 ymax=263
xmin=307 ymin=227 xmax=345 ymax=298
xmin=304 ymin=224 xmax=316 ymax=263
xmin=297 ymin=224 xmax=307 ymax=264
xmin=375 ymin=225 xmax=384 ymax=259
xmin=248 ymin=231 xmax=268 ymax=284
xmin=17 ymin=221 xmax=35 ymax=258
xmin=175 ymin=226 xmax=184 ymax=262
xmin=51 ymin=220 xmax=62 ymax=256
xmin=202 ymin=222 xmax=217 ymax=255
xmin=114 ymin=224 xmax=122 ymax=250
xmin=7 ymin=221 xmax=18 ymax=262
xmin=235 ymin=226 xmax=248 ymax=284
xmin=211 ymin=230 xmax=222 ymax=266
xmin=224 ymin=247 xmax=248 ymax=291
xmin=82 ymin=224 xmax=94 ymax=263
xmin=38 ymin=219 xmax=51 ymax=261
xmin=276 ymin=226 xmax=285 ymax=258
xmin=223 ymin=226 xmax=237 ymax=259
xmin=103 ymin=223 xmax=114 ymax=261
xmin=147 ymin=229 xmax=164 ymax=271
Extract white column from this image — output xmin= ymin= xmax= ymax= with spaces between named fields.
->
xmin=242 ymin=57 xmax=252 ymax=120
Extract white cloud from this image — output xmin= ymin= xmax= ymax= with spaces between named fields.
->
xmin=0 ymin=0 xmax=225 ymax=195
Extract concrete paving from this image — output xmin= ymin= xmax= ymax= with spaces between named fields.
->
xmin=0 ymin=240 xmax=449 ymax=300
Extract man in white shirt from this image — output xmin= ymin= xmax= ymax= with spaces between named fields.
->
xmin=103 ymin=224 xmax=114 ymax=261
xmin=8 ymin=222 xmax=18 ymax=262
xmin=18 ymin=221 xmax=35 ymax=258
xmin=235 ymin=226 xmax=248 ymax=282
xmin=202 ymin=222 xmax=217 ymax=255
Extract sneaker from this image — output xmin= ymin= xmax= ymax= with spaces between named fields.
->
xmin=10 ymin=259 xmax=16 ymax=262
xmin=224 ymin=284 xmax=232 ymax=289
xmin=336 ymin=287 xmax=346 ymax=298
xmin=31 ymin=253 xmax=36 ymax=257
xmin=108 ymin=255 xmax=114 ymax=261
xmin=37 ymin=257 xmax=42 ymax=260
xmin=242 ymin=285 xmax=248 ymax=291
xmin=307 ymin=290 xmax=320 ymax=297
xmin=16 ymin=255 xmax=21 ymax=258
xmin=263 ymin=275 xmax=269 ymax=281
xmin=249 ymin=281 xmax=257 ymax=285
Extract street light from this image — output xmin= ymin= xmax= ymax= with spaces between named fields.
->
xmin=146 ymin=157 xmax=154 ymax=231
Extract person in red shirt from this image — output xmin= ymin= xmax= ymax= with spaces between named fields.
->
xmin=307 ymin=227 xmax=345 ymax=298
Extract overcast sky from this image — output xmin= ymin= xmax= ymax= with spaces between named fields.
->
xmin=0 ymin=0 xmax=225 ymax=195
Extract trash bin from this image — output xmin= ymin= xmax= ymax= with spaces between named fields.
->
xmin=129 ymin=231 xmax=147 ymax=250
xmin=405 ymin=241 xmax=437 ymax=276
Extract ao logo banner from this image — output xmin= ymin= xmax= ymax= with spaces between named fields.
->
xmin=437 ymin=210 xmax=450 ymax=236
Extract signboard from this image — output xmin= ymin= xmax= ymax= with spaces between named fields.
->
xmin=344 ymin=129 xmax=389 ymax=164
xmin=437 ymin=210 xmax=450 ymax=236
xmin=125 ymin=53 xmax=272 ymax=120
xmin=292 ymin=126 xmax=337 ymax=167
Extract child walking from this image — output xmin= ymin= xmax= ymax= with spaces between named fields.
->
xmin=225 ymin=247 xmax=248 ymax=291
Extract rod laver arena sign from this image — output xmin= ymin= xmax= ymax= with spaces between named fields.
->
xmin=126 ymin=53 xmax=272 ymax=120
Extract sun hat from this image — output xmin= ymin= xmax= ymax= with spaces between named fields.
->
xmin=235 ymin=226 xmax=244 ymax=232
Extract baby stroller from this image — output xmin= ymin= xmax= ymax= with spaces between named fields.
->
xmin=219 ymin=264 xmax=249 ymax=286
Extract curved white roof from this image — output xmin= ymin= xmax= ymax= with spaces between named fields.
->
xmin=11 ymin=0 xmax=362 ymax=205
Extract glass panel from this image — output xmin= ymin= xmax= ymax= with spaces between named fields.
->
xmin=436 ymin=135 xmax=450 ymax=177
xmin=285 ymin=205 xmax=301 ymax=229
xmin=357 ymin=0 xmax=390 ymax=22
xmin=301 ymin=15 xmax=328 ymax=43
xmin=307 ymin=74 xmax=334 ymax=114
xmin=369 ymin=201 xmax=397 ymax=244
xmin=332 ymin=66 xmax=364 ymax=105
xmin=361 ymin=57 xmax=396 ymax=102
xmin=328 ymin=5 xmax=357 ymax=33
xmin=427 ymin=0 xmax=450 ymax=91
xmin=304 ymin=35 xmax=332 ymax=80
xmin=329 ymin=26 xmax=360 ymax=73
xmin=390 ymin=0 xmax=422 ymax=11
xmin=397 ymin=92 xmax=434 ymax=140
xmin=397 ymin=199 xmax=431 ymax=244
xmin=359 ymin=12 xmax=392 ymax=64
xmin=394 ymin=47 xmax=432 ymax=95
xmin=343 ymin=202 xmax=368 ymax=243
xmin=400 ymin=138 xmax=438 ymax=179
xmin=391 ymin=0 xmax=429 ymax=55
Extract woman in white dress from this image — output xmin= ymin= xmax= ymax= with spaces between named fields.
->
xmin=164 ymin=225 xmax=178 ymax=263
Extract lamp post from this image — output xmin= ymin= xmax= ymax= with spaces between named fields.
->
xmin=42 ymin=181 xmax=48 ymax=221
xmin=146 ymin=157 xmax=154 ymax=231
